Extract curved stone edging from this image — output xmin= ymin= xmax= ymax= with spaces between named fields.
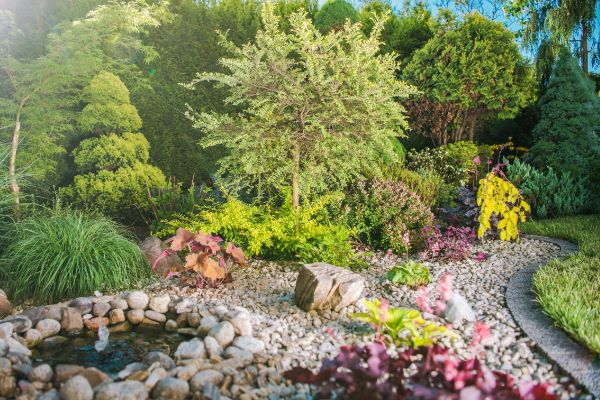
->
xmin=506 ymin=234 xmax=600 ymax=398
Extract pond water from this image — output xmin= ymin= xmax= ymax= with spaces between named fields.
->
xmin=31 ymin=327 xmax=187 ymax=376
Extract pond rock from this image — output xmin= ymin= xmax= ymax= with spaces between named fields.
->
xmin=0 ymin=323 xmax=13 ymax=339
xmin=2 ymin=316 xmax=31 ymax=334
xmin=143 ymin=351 xmax=175 ymax=371
xmin=79 ymin=367 xmax=109 ymax=388
xmin=141 ymin=237 xmax=182 ymax=277
xmin=36 ymin=319 xmax=61 ymax=338
xmin=224 ymin=311 xmax=252 ymax=336
xmin=83 ymin=317 xmax=109 ymax=331
xmin=198 ymin=316 xmax=218 ymax=336
xmin=127 ymin=292 xmax=149 ymax=310
xmin=190 ymin=370 xmax=224 ymax=391
xmin=54 ymin=364 xmax=85 ymax=385
xmin=24 ymin=329 xmax=43 ymax=348
xmin=203 ymin=336 xmax=223 ymax=359
xmin=23 ymin=305 xmax=62 ymax=325
xmin=60 ymin=375 xmax=93 ymax=400
xmin=144 ymin=310 xmax=166 ymax=323
xmin=93 ymin=302 xmax=111 ymax=318
xmin=151 ymin=377 xmax=189 ymax=400
xmin=69 ymin=298 xmax=93 ymax=315
xmin=95 ymin=380 xmax=148 ymax=400
xmin=174 ymin=338 xmax=205 ymax=360
xmin=28 ymin=363 xmax=53 ymax=383
xmin=232 ymin=336 xmax=264 ymax=354
xmin=61 ymin=307 xmax=83 ymax=336
xmin=0 ymin=291 xmax=10 ymax=319
xmin=127 ymin=309 xmax=145 ymax=325
xmin=38 ymin=336 xmax=68 ymax=351
xmin=294 ymin=262 xmax=365 ymax=312
xmin=208 ymin=321 xmax=235 ymax=347
xmin=38 ymin=389 xmax=59 ymax=400
xmin=148 ymin=294 xmax=170 ymax=314
xmin=110 ymin=298 xmax=129 ymax=310
xmin=109 ymin=309 xmax=126 ymax=325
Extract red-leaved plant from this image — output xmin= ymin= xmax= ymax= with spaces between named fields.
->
xmin=420 ymin=225 xmax=475 ymax=261
xmin=154 ymin=228 xmax=247 ymax=288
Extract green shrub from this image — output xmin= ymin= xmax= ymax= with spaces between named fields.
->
xmin=0 ymin=211 xmax=149 ymax=303
xmin=343 ymin=178 xmax=433 ymax=254
xmin=314 ymin=0 xmax=359 ymax=32
xmin=505 ymin=158 xmax=590 ymax=218
xmin=383 ymin=168 xmax=445 ymax=207
xmin=386 ymin=260 xmax=430 ymax=288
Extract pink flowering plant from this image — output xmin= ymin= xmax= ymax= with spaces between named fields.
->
xmin=421 ymin=225 xmax=475 ymax=261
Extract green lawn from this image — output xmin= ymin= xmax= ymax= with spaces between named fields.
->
xmin=522 ymin=215 xmax=600 ymax=353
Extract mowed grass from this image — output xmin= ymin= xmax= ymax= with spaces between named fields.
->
xmin=522 ymin=215 xmax=600 ymax=353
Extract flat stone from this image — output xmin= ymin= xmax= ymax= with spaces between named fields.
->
xmin=61 ymin=307 xmax=83 ymax=336
xmin=108 ymin=322 xmax=132 ymax=333
xmin=176 ymin=328 xmax=198 ymax=336
xmin=151 ymin=377 xmax=189 ymax=400
xmin=207 ymin=321 xmax=235 ymax=347
xmin=141 ymin=318 xmax=161 ymax=327
xmin=232 ymin=336 xmax=265 ymax=354
xmin=175 ymin=298 xmax=194 ymax=314
xmin=143 ymin=352 xmax=175 ymax=371
xmin=110 ymin=299 xmax=129 ymax=310
xmin=23 ymin=305 xmax=62 ymax=325
xmin=127 ymin=292 xmax=149 ymax=310
xmin=109 ymin=309 xmax=126 ymax=325
xmin=60 ymin=375 xmax=93 ymax=400
xmin=144 ymin=310 xmax=166 ymax=323
xmin=149 ymin=294 xmax=170 ymax=314
xmin=190 ymin=370 xmax=224 ymax=391
xmin=127 ymin=309 xmax=145 ymax=325
xmin=174 ymin=338 xmax=205 ymax=360
xmin=93 ymin=302 xmax=111 ymax=317
xmin=83 ymin=317 xmax=109 ymax=331
xmin=38 ymin=336 xmax=68 ymax=351
xmin=117 ymin=362 xmax=148 ymax=380
xmin=69 ymin=298 xmax=93 ymax=315
xmin=36 ymin=319 xmax=61 ymax=338
xmin=294 ymin=262 xmax=365 ymax=311
xmin=94 ymin=380 xmax=148 ymax=400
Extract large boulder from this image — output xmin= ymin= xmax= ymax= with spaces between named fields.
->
xmin=294 ymin=262 xmax=365 ymax=312
xmin=141 ymin=237 xmax=182 ymax=277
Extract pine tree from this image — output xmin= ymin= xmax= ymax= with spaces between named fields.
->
xmin=527 ymin=49 xmax=600 ymax=188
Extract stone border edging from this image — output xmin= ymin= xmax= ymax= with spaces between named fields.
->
xmin=506 ymin=234 xmax=600 ymax=398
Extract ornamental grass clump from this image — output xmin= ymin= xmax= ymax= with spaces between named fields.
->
xmin=1 ymin=211 xmax=149 ymax=303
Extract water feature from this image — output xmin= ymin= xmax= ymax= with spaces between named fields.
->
xmin=31 ymin=327 xmax=187 ymax=376
xmin=94 ymin=324 xmax=110 ymax=353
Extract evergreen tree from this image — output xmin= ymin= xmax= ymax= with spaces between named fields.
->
xmin=314 ymin=0 xmax=359 ymax=32
xmin=62 ymin=72 xmax=166 ymax=223
xmin=186 ymin=4 xmax=415 ymax=210
xmin=527 ymin=49 xmax=600 ymax=189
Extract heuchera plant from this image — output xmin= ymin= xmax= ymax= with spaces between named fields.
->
xmin=420 ymin=225 xmax=475 ymax=260
xmin=284 ymin=343 xmax=558 ymax=400
xmin=154 ymin=228 xmax=247 ymax=288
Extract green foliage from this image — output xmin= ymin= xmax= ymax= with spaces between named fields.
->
xmin=404 ymin=13 xmax=534 ymax=144
xmin=523 ymin=215 xmax=600 ymax=352
xmin=476 ymin=171 xmax=530 ymax=241
xmin=186 ymin=4 xmax=415 ymax=207
xmin=63 ymin=72 xmax=166 ymax=223
xmin=352 ymin=299 xmax=455 ymax=348
xmin=314 ymin=0 xmax=359 ymax=32
xmin=0 ymin=210 xmax=149 ymax=303
xmin=383 ymin=168 xmax=444 ymax=208
xmin=526 ymin=49 xmax=600 ymax=191
xmin=505 ymin=158 xmax=591 ymax=218
xmin=343 ymin=178 xmax=433 ymax=254
xmin=386 ymin=260 xmax=430 ymax=288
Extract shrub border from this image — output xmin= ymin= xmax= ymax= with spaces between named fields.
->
xmin=506 ymin=234 xmax=600 ymax=397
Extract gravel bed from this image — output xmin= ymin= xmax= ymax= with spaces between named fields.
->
xmin=146 ymin=237 xmax=592 ymax=399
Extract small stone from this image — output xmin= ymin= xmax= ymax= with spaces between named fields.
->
xmin=176 ymin=328 xmax=198 ymax=336
xmin=226 ymin=312 xmax=252 ymax=336
xmin=443 ymin=293 xmax=476 ymax=323
xmin=211 ymin=306 xmax=228 ymax=318
xmin=110 ymin=298 xmax=129 ymax=310
xmin=7 ymin=337 xmax=31 ymax=356
xmin=61 ymin=307 xmax=84 ymax=336
xmin=24 ymin=329 xmax=43 ymax=348
xmin=94 ymin=380 xmax=148 ymax=400
xmin=69 ymin=298 xmax=93 ymax=315
xmin=165 ymin=320 xmax=177 ymax=332
xmin=127 ymin=292 xmax=149 ymax=310
xmin=23 ymin=305 xmax=62 ymax=325
xmin=38 ymin=336 xmax=68 ymax=351
xmin=198 ymin=316 xmax=218 ymax=336
xmin=117 ymin=363 xmax=148 ymax=380
xmin=28 ymin=364 xmax=52 ymax=382
xmin=149 ymin=295 xmax=170 ymax=314
xmin=190 ymin=370 xmax=224 ymax=391
xmin=143 ymin=352 xmax=175 ymax=371
xmin=108 ymin=322 xmax=132 ymax=334
xmin=174 ymin=338 xmax=205 ymax=360
xmin=35 ymin=319 xmax=61 ymax=338
xmin=60 ymin=375 xmax=93 ymax=400
xmin=203 ymin=336 xmax=223 ymax=358
xmin=83 ymin=317 xmax=109 ymax=331
xmin=11 ymin=361 xmax=32 ymax=377
xmin=187 ymin=313 xmax=201 ymax=328
xmin=175 ymin=364 xmax=198 ymax=381
xmin=93 ymin=302 xmax=111 ymax=317
xmin=144 ymin=368 xmax=167 ymax=391
xmin=175 ymin=299 xmax=194 ymax=314
xmin=144 ymin=310 xmax=166 ymax=323
xmin=38 ymin=389 xmax=59 ymax=400
xmin=223 ymin=346 xmax=253 ymax=364
xmin=151 ymin=377 xmax=189 ymax=400
xmin=127 ymin=309 xmax=145 ymax=325
xmin=109 ymin=309 xmax=126 ymax=325
xmin=1 ymin=316 xmax=31 ymax=333
xmin=141 ymin=318 xmax=161 ymax=327
xmin=54 ymin=364 xmax=85 ymax=385
xmin=208 ymin=321 xmax=235 ymax=347
xmin=232 ymin=336 xmax=265 ymax=354
xmin=79 ymin=367 xmax=109 ymax=387
xmin=0 ymin=323 xmax=13 ymax=339
xmin=0 ymin=374 xmax=15 ymax=397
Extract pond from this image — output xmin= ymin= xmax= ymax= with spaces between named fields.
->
xmin=31 ymin=327 xmax=187 ymax=376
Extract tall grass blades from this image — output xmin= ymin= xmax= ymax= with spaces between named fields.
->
xmin=0 ymin=211 xmax=149 ymax=303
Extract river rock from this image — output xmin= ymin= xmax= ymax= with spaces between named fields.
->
xmin=110 ymin=298 xmax=129 ymax=310
xmin=38 ymin=389 xmax=60 ymax=400
xmin=223 ymin=346 xmax=253 ymax=364
xmin=143 ymin=352 xmax=175 ymax=371
xmin=83 ymin=317 xmax=109 ymax=331
xmin=151 ymin=377 xmax=189 ymax=400
xmin=144 ymin=368 xmax=167 ymax=391
xmin=144 ymin=310 xmax=166 ymax=323
xmin=28 ymin=363 xmax=52 ymax=382
xmin=232 ymin=336 xmax=265 ymax=354
xmin=69 ymin=298 xmax=93 ymax=315
xmin=36 ymin=319 xmax=61 ymax=338
xmin=294 ymin=262 xmax=365 ymax=311
xmin=60 ymin=375 xmax=93 ymax=400
xmin=109 ymin=309 xmax=126 ymax=325
xmin=175 ymin=364 xmax=198 ymax=381
xmin=174 ymin=338 xmax=205 ymax=360
xmin=443 ymin=293 xmax=476 ymax=323
xmin=127 ymin=309 xmax=145 ymax=325
xmin=198 ymin=316 xmax=218 ymax=336
xmin=117 ymin=363 xmax=148 ymax=380
xmin=95 ymin=381 xmax=148 ymax=400
xmin=165 ymin=320 xmax=177 ymax=332
xmin=38 ymin=336 xmax=68 ymax=351
xmin=225 ymin=311 xmax=252 ymax=336
xmin=93 ymin=302 xmax=111 ymax=317
xmin=190 ymin=370 xmax=224 ymax=391
xmin=149 ymin=294 xmax=170 ymax=314
xmin=141 ymin=237 xmax=182 ymax=277
xmin=127 ymin=292 xmax=149 ymax=310
xmin=0 ymin=374 xmax=15 ymax=397
xmin=54 ymin=364 xmax=85 ymax=385
xmin=208 ymin=321 xmax=235 ymax=347
xmin=1 ymin=316 xmax=31 ymax=333
xmin=24 ymin=329 xmax=43 ymax=348
xmin=203 ymin=336 xmax=223 ymax=358
xmin=0 ymin=323 xmax=12 ymax=339
xmin=186 ymin=312 xmax=201 ymax=328
xmin=0 ymin=291 xmax=10 ymax=319
xmin=6 ymin=337 xmax=31 ymax=356
xmin=61 ymin=307 xmax=83 ymax=336
xmin=23 ymin=305 xmax=62 ymax=325
xmin=79 ymin=367 xmax=109 ymax=387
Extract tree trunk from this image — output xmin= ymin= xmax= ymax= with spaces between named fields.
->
xmin=10 ymin=105 xmax=22 ymax=221
xmin=581 ymin=18 xmax=588 ymax=74
xmin=468 ymin=117 xmax=476 ymax=142
xmin=292 ymin=142 xmax=300 ymax=213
